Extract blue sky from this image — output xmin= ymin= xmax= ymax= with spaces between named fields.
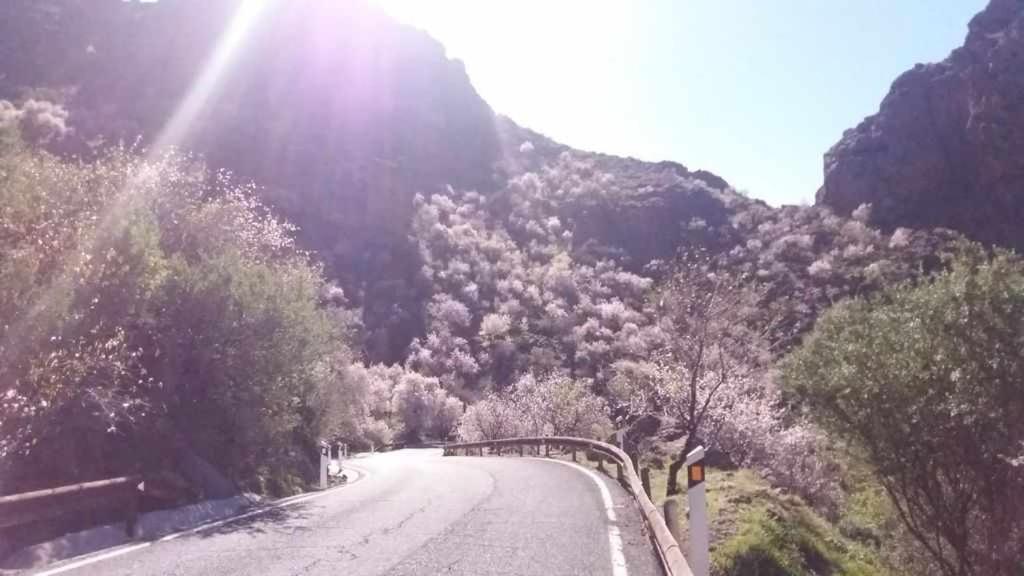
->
xmin=374 ymin=0 xmax=987 ymax=206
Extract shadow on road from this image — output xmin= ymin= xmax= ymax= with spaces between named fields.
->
xmin=182 ymin=501 xmax=319 ymax=541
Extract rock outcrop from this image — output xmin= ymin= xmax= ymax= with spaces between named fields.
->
xmin=818 ymin=0 xmax=1024 ymax=250
xmin=496 ymin=118 xmax=735 ymax=271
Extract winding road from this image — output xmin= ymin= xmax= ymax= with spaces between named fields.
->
xmin=30 ymin=449 xmax=663 ymax=576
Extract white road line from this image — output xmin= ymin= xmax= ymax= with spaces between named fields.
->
xmin=32 ymin=463 xmax=370 ymax=576
xmin=542 ymin=458 xmax=629 ymax=576
xmin=32 ymin=543 xmax=152 ymax=576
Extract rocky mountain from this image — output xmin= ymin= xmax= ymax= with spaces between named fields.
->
xmin=0 ymin=0 xmax=744 ymax=361
xmin=0 ymin=0 xmax=959 ymax=363
xmin=818 ymin=0 xmax=1024 ymax=250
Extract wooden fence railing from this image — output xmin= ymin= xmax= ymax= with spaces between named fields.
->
xmin=0 ymin=476 xmax=143 ymax=537
xmin=443 ymin=437 xmax=694 ymax=576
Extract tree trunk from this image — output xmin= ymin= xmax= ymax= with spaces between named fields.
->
xmin=666 ymin=458 xmax=685 ymax=496
xmin=666 ymin=436 xmax=696 ymax=496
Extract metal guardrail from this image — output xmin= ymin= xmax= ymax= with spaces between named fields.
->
xmin=0 ymin=475 xmax=143 ymax=537
xmin=443 ymin=436 xmax=694 ymax=576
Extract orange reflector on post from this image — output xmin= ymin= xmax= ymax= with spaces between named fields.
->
xmin=688 ymin=463 xmax=705 ymax=488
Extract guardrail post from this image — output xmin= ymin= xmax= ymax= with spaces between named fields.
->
xmin=544 ymin=441 xmax=550 ymax=457
xmin=663 ymin=499 xmax=683 ymax=543
xmin=571 ymin=448 xmax=576 ymax=462
xmin=686 ymin=446 xmax=709 ymax=576
xmin=641 ymin=467 xmax=652 ymax=499
xmin=125 ymin=485 xmax=140 ymax=538
xmin=518 ymin=444 xmax=524 ymax=457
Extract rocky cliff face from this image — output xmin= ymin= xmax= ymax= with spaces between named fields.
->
xmin=818 ymin=0 xmax=1024 ymax=250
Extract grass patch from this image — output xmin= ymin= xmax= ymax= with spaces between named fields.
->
xmin=647 ymin=465 xmax=890 ymax=576
xmin=539 ymin=446 xmax=892 ymax=575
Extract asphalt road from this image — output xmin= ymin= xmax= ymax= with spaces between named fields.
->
xmin=32 ymin=449 xmax=663 ymax=576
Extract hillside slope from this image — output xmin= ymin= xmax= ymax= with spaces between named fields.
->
xmin=0 ymin=0 xmax=741 ymax=361
xmin=0 ymin=0 xmax=960 ymax=363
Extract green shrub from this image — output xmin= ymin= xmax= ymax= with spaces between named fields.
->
xmin=0 ymin=130 xmax=355 ymax=494
xmin=783 ymin=245 xmax=1024 ymax=575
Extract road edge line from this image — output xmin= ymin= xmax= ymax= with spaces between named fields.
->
xmin=539 ymin=458 xmax=629 ymax=576
xmin=30 ymin=463 xmax=369 ymax=576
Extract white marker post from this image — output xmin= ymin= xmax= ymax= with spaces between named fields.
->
xmin=319 ymin=441 xmax=329 ymax=489
xmin=685 ymin=446 xmax=709 ymax=576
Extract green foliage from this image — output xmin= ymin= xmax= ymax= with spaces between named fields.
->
xmin=643 ymin=466 xmax=888 ymax=576
xmin=782 ymin=245 xmax=1024 ymax=575
xmin=156 ymin=254 xmax=339 ymax=489
xmin=714 ymin=499 xmax=880 ymax=576
xmin=836 ymin=463 xmax=933 ymax=572
xmin=0 ymin=129 xmax=359 ymax=495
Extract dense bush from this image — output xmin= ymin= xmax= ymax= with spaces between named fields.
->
xmin=390 ymin=370 xmax=463 ymax=442
xmin=783 ymin=246 xmax=1024 ymax=575
xmin=343 ymin=363 xmax=463 ymax=444
xmin=720 ymin=200 xmax=959 ymax=352
xmin=457 ymin=372 xmax=611 ymax=441
xmin=0 ymin=121 xmax=359 ymax=495
xmin=409 ymin=187 xmax=660 ymax=397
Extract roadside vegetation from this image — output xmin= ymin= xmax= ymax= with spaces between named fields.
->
xmin=2 ymin=75 xmax=1022 ymax=576
xmin=0 ymin=114 xmax=353 ymax=496
xmin=783 ymin=247 xmax=1024 ymax=575
xmin=4 ymin=105 xmax=1020 ymax=573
